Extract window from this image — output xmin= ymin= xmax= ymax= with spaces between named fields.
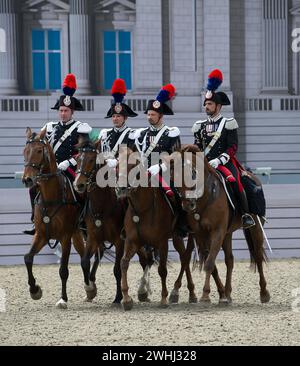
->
xmin=0 ymin=28 xmax=6 ymax=52
xmin=103 ymin=30 xmax=132 ymax=90
xmin=31 ymin=29 xmax=61 ymax=91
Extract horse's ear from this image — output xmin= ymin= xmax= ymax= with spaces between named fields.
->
xmin=95 ymin=139 xmax=101 ymax=152
xmin=26 ymin=127 xmax=32 ymax=139
xmin=40 ymin=128 xmax=46 ymax=140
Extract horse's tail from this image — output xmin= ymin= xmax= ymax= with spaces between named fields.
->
xmin=243 ymin=221 xmax=268 ymax=271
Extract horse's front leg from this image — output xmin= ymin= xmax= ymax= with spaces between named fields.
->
xmin=121 ymin=238 xmax=138 ymax=311
xmin=56 ymin=237 xmax=72 ymax=309
xmin=170 ymin=234 xmax=197 ymax=304
xmin=158 ymin=241 xmax=169 ymax=308
xmin=112 ymin=238 xmax=124 ymax=304
xmin=24 ymin=234 xmax=47 ymax=300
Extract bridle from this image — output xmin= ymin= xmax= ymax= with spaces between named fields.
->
xmin=24 ymin=137 xmax=60 ymax=180
xmin=75 ymin=145 xmax=99 ymax=188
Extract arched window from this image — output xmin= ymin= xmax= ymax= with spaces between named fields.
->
xmin=0 ymin=28 xmax=6 ymax=53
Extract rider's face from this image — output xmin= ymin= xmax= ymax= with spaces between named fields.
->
xmin=112 ymin=114 xmax=126 ymax=128
xmin=205 ymin=101 xmax=221 ymax=116
xmin=59 ymin=106 xmax=73 ymax=123
xmin=147 ymin=111 xmax=162 ymax=126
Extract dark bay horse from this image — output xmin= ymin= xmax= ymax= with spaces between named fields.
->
xmin=117 ymin=147 xmax=197 ymax=311
xmin=22 ymin=128 xmax=90 ymax=308
xmin=174 ymin=145 xmax=270 ymax=304
xmin=73 ymin=137 xmax=154 ymax=304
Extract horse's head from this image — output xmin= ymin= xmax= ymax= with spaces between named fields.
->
xmin=171 ymin=145 xmax=204 ymax=213
xmin=74 ymin=136 xmax=101 ymax=193
xmin=22 ymin=127 xmax=50 ymax=188
xmin=115 ymin=146 xmax=146 ymax=199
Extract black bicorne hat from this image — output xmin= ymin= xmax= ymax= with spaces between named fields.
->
xmin=144 ymin=84 xmax=176 ymax=115
xmin=105 ymin=79 xmax=138 ymax=119
xmin=51 ymin=73 xmax=84 ymax=111
xmin=203 ymin=69 xmax=231 ymax=106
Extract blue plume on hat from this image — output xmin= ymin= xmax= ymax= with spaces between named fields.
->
xmin=207 ymin=69 xmax=223 ymax=91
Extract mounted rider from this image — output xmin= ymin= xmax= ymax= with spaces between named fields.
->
xmin=192 ymin=69 xmax=255 ymax=228
xmin=131 ymin=84 xmax=189 ymax=237
xmin=23 ymin=73 xmax=92 ymax=235
xmin=98 ymin=78 xmax=138 ymax=168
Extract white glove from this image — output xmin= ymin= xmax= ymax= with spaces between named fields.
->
xmin=147 ymin=163 xmax=167 ymax=176
xmin=106 ymin=158 xmax=118 ymax=168
xmin=209 ymin=158 xmax=220 ymax=169
xmin=58 ymin=160 xmax=70 ymax=171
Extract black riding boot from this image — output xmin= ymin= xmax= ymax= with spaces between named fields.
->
xmin=173 ymin=195 xmax=189 ymax=238
xmin=23 ymin=186 xmax=37 ymax=235
xmin=238 ymin=189 xmax=255 ymax=229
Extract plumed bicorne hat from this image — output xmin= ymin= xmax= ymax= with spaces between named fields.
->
xmin=105 ymin=78 xmax=138 ymax=118
xmin=203 ymin=69 xmax=230 ymax=106
xmin=51 ymin=73 xmax=84 ymax=111
xmin=144 ymin=84 xmax=176 ymax=115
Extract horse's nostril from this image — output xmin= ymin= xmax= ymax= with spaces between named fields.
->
xmin=24 ymin=177 xmax=33 ymax=188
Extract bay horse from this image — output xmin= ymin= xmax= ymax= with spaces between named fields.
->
xmin=22 ymin=128 xmax=91 ymax=308
xmin=73 ymin=137 xmax=154 ymax=304
xmin=117 ymin=147 xmax=197 ymax=311
xmin=173 ymin=145 xmax=270 ymax=304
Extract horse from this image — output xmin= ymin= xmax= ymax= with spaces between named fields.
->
xmin=116 ymin=146 xmax=197 ymax=311
xmin=22 ymin=127 xmax=92 ymax=308
xmin=73 ymin=136 xmax=154 ymax=304
xmin=173 ymin=144 xmax=270 ymax=304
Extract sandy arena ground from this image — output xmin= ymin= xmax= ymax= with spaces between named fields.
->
xmin=0 ymin=258 xmax=300 ymax=346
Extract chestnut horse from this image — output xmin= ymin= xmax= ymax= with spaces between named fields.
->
xmin=22 ymin=128 xmax=91 ymax=308
xmin=117 ymin=147 xmax=197 ymax=311
xmin=73 ymin=137 xmax=154 ymax=304
xmin=173 ymin=145 xmax=270 ymax=304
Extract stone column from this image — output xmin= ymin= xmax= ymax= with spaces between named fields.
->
xmin=262 ymin=0 xmax=288 ymax=93
xmin=69 ymin=0 xmax=91 ymax=94
xmin=203 ymin=0 xmax=232 ymax=107
xmin=0 ymin=0 xmax=19 ymax=95
xmin=134 ymin=0 xmax=162 ymax=94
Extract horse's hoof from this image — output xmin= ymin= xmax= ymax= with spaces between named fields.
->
xmin=84 ymin=297 xmax=93 ymax=303
xmin=159 ymin=301 xmax=169 ymax=309
xmin=169 ymin=293 xmax=179 ymax=304
xmin=55 ymin=299 xmax=68 ymax=309
xmin=30 ymin=285 xmax=43 ymax=300
xmin=138 ymin=292 xmax=151 ymax=302
xmin=189 ymin=296 xmax=198 ymax=304
xmin=122 ymin=299 xmax=133 ymax=311
xmin=84 ymin=282 xmax=97 ymax=300
xmin=199 ymin=297 xmax=211 ymax=304
xmin=218 ymin=298 xmax=230 ymax=306
xmin=260 ymin=291 xmax=271 ymax=303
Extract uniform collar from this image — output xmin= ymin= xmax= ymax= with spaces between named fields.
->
xmin=150 ymin=123 xmax=165 ymax=132
xmin=208 ymin=114 xmax=223 ymax=123
xmin=59 ymin=119 xmax=75 ymax=127
xmin=113 ymin=124 xmax=128 ymax=133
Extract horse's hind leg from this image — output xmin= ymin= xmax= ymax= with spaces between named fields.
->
xmin=247 ymin=224 xmax=270 ymax=303
xmin=24 ymin=235 xmax=47 ymax=300
xmin=222 ymin=233 xmax=234 ymax=303
xmin=137 ymin=247 xmax=152 ymax=303
xmin=56 ymin=238 xmax=72 ymax=309
xmin=170 ymin=234 xmax=197 ymax=304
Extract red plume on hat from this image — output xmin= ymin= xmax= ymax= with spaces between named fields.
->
xmin=111 ymin=78 xmax=126 ymax=103
xmin=63 ymin=73 xmax=77 ymax=96
xmin=206 ymin=69 xmax=223 ymax=92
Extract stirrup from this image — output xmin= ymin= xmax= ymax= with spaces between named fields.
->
xmin=242 ymin=214 xmax=255 ymax=229
xmin=23 ymin=226 xmax=35 ymax=235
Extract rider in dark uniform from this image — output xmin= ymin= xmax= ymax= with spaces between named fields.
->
xmin=24 ymin=73 xmax=92 ymax=235
xmin=192 ymin=69 xmax=255 ymax=228
xmin=130 ymin=84 xmax=188 ymax=237
xmin=98 ymin=78 xmax=138 ymax=167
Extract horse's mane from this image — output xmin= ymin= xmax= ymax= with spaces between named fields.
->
xmin=76 ymin=136 xmax=97 ymax=150
xmin=181 ymin=144 xmax=201 ymax=154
